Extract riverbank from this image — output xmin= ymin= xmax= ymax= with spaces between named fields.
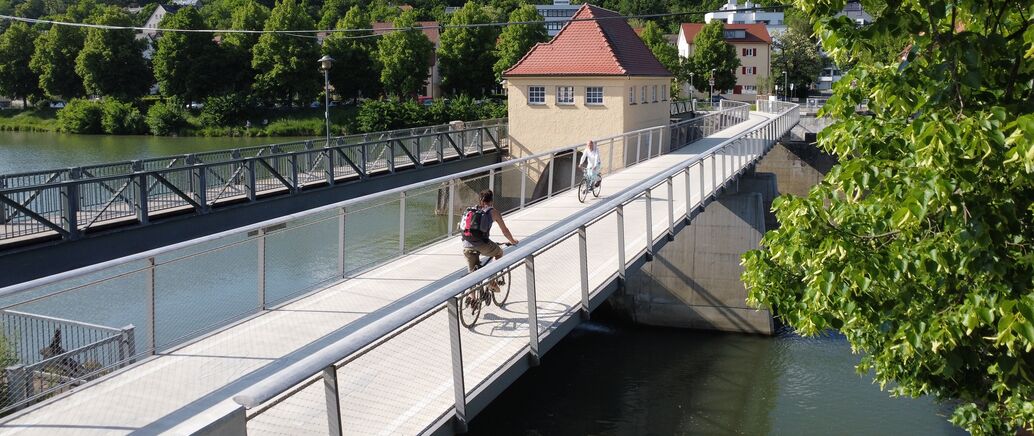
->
xmin=0 ymin=106 xmax=357 ymax=137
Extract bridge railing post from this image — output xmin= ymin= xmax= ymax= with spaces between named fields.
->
xmin=524 ymin=254 xmax=540 ymax=366
xmin=710 ymin=154 xmax=717 ymax=197
xmin=338 ymin=207 xmax=346 ymax=277
xmin=323 ymin=365 xmax=343 ymax=436
xmin=258 ymin=228 xmax=266 ymax=310
xmin=547 ymin=154 xmax=554 ymax=199
xmin=62 ymin=169 xmax=80 ymax=239
xmin=246 ymin=159 xmax=257 ymax=201
xmin=578 ymin=226 xmax=589 ymax=320
xmin=570 ymin=148 xmax=577 ymax=190
xmin=135 ymin=169 xmax=149 ymax=225
xmin=644 ymin=190 xmax=654 ymax=260
xmin=447 ymin=298 xmax=468 ymax=432
xmin=146 ymin=256 xmax=156 ymax=354
xmin=616 ymin=204 xmax=626 ymax=279
xmin=399 ymin=191 xmax=406 ymax=254
xmin=519 ymin=164 xmax=527 ymax=209
xmin=684 ymin=167 xmax=692 ymax=221
xmin=447 ymin=179 xmax=456 ymax=236
xmin=324 ymin=147 xmax=335 ymax=186
xmin=488 ymin=168 xmax=495 ymax=192
xmin=666 ymin=176 xmax=674 ymax=241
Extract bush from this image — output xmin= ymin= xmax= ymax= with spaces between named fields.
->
xmin=56 ymin=99 xmax=104 ymax=134
xmin=146 ymin=101 xmax=189 ymax=135
xmin=101 ymin=100 xmax=145 ymax=134
xmin=355 ymin=99 xmax=403 ymax=133
xmin=198 ymin=93 xmax=252 ymax=128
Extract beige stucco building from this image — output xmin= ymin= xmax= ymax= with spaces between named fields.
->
xmin=503 ymin=4 xmax=672 ymax=168
xmin=677 ymin=23 xmax=772 ymax=101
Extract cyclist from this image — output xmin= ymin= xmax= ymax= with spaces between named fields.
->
xmin=461 ymin=189 xmax=519 ymax=279
xmin=580 ymin=140 xmax=602 ymax=190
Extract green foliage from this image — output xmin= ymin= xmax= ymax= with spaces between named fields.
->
xmin=493 ymin=4 xmax=547 ymax=82
xmin=0 ymin=108 xmax=58 ymax=132
xmin=100 ymin=99 xmax=144 ymax=134
xmin=30 ymin=19 xmax=86 ymax=100
xmin=354 ymin=96 xmax=503 ymax=133
xmin=56 ymin=98 xmax=103 ymax=133
xmin=772 ymin=24 xmax=822 ymax=99
xmin=146 ymin=101 xmax=189 ymax=135
xmin=0 ymin=22 xmax=43 ymax=105
xmin=75 ymin=6 xmax=150 ymax=100
xmin=639 ymin=20 xmax=679 ymax=94
xmin=153 ymin=7 xmax=224 ymax=104
xmin=687 ymin=20 xmax=739 ymax=93
xmin=198 ymin=93 xmax=253 ymax=128
xmin=742 ymin=0 xmax=1034 ymax=434
xmin=220 ymin=0 xmax=270 ymax=91
xmin=438 ymin=2 xmax=499 ymax=96
xmin=323 ymin=6 xmax=381 ymax=100
xmin=377 ymin=11 xmax=434 ymax=98
xmin=200 ymin=0 xmax=254 ymax=28
xmin=252 ymin=0 xmax=321 ymax=106
xmin=317 ymin=0 xmax=355 ymax=30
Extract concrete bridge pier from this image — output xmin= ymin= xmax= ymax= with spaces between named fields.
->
xmin=609 ymin=172 xmax=778 ymax=335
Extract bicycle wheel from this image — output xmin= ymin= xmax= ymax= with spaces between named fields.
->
xmin=592 ymin=177 xmax=602 ymax=197
xmin=491 ymin=269 xmax=511 ymax=306
xmin=458 ymin=288 xmax=481 ymax=328
xmin=577 ymin=178 xmax=588 ymax=203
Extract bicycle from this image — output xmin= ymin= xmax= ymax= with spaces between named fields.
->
xmin=577 ymin=167 xmax=602 ymax=203
xmin=458 ymin=242 xmax=513 ymax=328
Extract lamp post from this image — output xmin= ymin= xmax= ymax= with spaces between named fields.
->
xmin=783 ymin=70 xmax=788 ymax=101
xmin=689 ymin=72 xmax=694 ymax=97
xmin=709 ymin=68 xmax=715 ymax=102
xmin=318 ymin=55 xmax=334 ymax=146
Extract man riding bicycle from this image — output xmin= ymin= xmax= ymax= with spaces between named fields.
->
xmin=580 ymin=140 xmax=602 ymax=190
xmin=461 ymin=190 xmax=519 ymax=282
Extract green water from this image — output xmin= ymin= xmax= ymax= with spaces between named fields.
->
xmin=0 ymin=131 xmax=311 ymax=174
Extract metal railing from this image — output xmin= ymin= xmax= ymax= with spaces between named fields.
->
xmin=0 ymin=310 xmax=134 ymax=414
xmin=0 ymin=119 xmax=507 ymax=245
xmin=0 ymin=102 xmax=752 ymax=387
xmin=210 ymin=100 xmax=798 ymax=434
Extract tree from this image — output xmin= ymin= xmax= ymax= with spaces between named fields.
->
xmin=742 ymin=0 xmax=1034 ymax=434
xmin=0 ymin=22 xmax=42 ymax=106
xmin=377 ymin=11 xmax=434 ymax=98
xmin=687 ymin=20 xmax=739 ymax=94
xmin=639 ymin=20 xmax=679 ymax=94
xmin=153 ymin=7 xmax=223 ymax=103
xmin=772 ymin=24 xmax=822 ymax=99
xmin=75 ymin=6 xmax=150 ymax=100
xmin=252 ymin=0 xmax=321 ymax=106
xmin=30 ymin=20 xmax=85 ymax=100
xmin=438 ymin=2 xmax=498 ymax=96
xmin=317 ymin=0 xmax=354 ymax=30
xmin=200 ymin=0 xmax=253 ymax=29
xmin=493 ymin=4 xmax=547 ymax=82
xmin=220 ymin=0 xmax=270 ymax=90
xmin=323 ymin=6 xmax=381 ymax=100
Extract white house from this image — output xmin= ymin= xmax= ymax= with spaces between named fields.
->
xmin=704 ymin=0 xmax=785 ymax=39
xmin=535 ymin=0 xmax=581 ymax=37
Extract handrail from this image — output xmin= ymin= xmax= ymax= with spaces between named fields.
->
xmin=0 ymin=102 xmax=751 ymax=300
xmin=232 ymin=100 xmax=796 ymax=409
xmin=0 ymin=118 xmax=507 ymax=182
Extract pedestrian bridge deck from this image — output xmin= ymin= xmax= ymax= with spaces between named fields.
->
xmin=0 ymin=111 xmax=776 ymax=435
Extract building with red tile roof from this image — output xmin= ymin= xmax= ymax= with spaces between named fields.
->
xmin=677 ymin=23 xmax=771 ymax=100
xmin=502 ymin=4 xmax=672 ymax=169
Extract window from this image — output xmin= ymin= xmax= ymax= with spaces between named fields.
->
xmin=724 ymin=29 xmax=747 ymax=39
xmin=740 ymin=66 xmax=758 ymax=75
xmin=641 ymin=85 xmax=647 ymax=103
xmin=742 ymin=85 xmax=757 ymax=94
xmin=741 ymin=47 xmax=757 ymax=56
xmin=629 ymin=86 xmax=636 ymax=104
xmin=661 ymin=85 xmax=668 ymax=100
xmin=586 ymin=86 xmax=603 ymax=104
xmin=556 ymin=86 xmax=574 ymax=104
xmin=652 ymin=85 xmax=658 ymax=102
xmin=528 ymin=86 xmax=545 ymax=104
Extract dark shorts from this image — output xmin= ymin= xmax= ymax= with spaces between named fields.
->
xmin=463 ymin=240 xmax=504 ymax=272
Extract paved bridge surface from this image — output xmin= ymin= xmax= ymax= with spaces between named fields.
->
xmin=0 ymin=102 xmax=797 ymax=435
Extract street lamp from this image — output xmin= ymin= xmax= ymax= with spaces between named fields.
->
xmin=710 ymin=68 xmax=715 ymax=102
xmin=318 ymin=55 xmax=334 ymax=145
xmin=783 ymin=70 xmax=788 ymax=101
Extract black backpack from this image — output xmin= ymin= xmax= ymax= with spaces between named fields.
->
xmin=459 ymin=206 xmax=491 ymax=241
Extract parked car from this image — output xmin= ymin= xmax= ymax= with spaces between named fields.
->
xmin=710 ymin=95 xmax=726 ymax=104
xmin=48 ymin=101 xmax=66 ymax=108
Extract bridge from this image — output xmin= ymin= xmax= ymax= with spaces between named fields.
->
xmin=0 ymin=100 xmax=799 ymax=434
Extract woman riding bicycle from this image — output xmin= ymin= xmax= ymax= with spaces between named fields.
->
xmin=580 ymin=140 xmax=602 ymax=190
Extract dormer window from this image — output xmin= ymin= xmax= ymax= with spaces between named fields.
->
xmin=724 ymin=29 xmax=747 ymax=39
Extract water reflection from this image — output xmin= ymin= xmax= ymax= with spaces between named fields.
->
xmin=468 ymin=305 xmax=964 ymax=435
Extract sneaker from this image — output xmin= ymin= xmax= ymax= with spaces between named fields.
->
xmin=489 ymin=282 xmax=501 ymax=293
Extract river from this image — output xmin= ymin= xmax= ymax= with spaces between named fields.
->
xmin=0 ymin=132 xmax=967 ymax=434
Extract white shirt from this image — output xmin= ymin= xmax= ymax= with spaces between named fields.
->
xmin=580 ymin=148 xmax=600 ymax=170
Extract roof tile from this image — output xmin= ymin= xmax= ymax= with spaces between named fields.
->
xmin=680 ymin=23 xmax=772 ymax=45
xmin=504 ymin=4 xmax=670 ymax=77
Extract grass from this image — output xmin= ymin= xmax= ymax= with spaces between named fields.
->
xmin=186 ymin=105 xmax=359 ymax=137
xmin=0 ymin=108 xmax=59 ymax=132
